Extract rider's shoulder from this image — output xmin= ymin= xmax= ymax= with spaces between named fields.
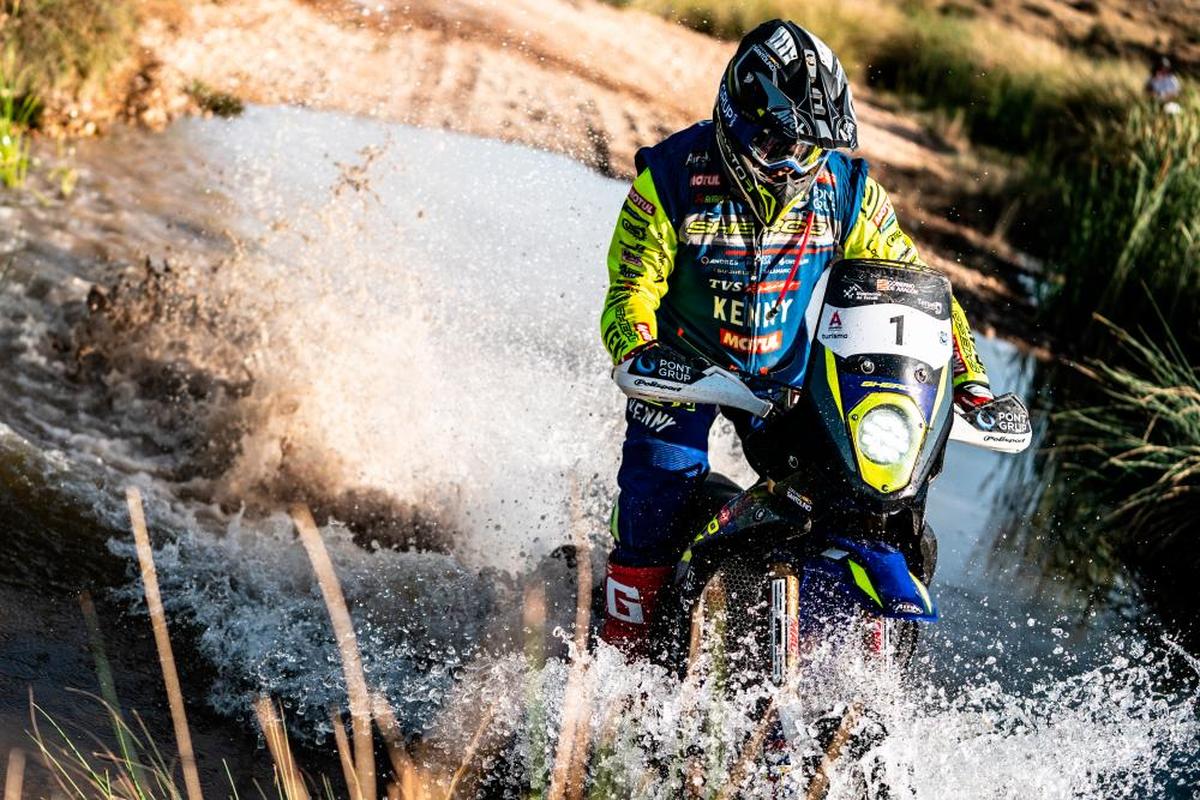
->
xmin=635 ymin=122 xmax=715 ymax=175
xmin=823 ymin=150 xmax=871 ymax=187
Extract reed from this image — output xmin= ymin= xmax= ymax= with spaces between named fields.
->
xmin=1054 ymin=317 xmax=1200 ymax=564
xmin=30 ymin=695 xmax=200 ymax=800
xmin=1026 ymin=95 xmax=1200 ymax=356
xmin=290 ymin=503 xmax=377 ymax=800
xmin=3 ymin=748 xmax=24 ymax=800
xmin=547 ymin=480 xmax=594 ymax=800
xmin=254 ymin=696 xmax=310 ymax=800
xmin=126 ymin=486 xmax=204 ymax=800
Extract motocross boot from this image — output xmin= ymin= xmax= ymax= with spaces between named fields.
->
xmin=600 ymin=561 xmax=672 ymax=658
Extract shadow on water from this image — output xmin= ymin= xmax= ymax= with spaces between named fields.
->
xmin=0 ymin=106 xmax=1195 ymax=796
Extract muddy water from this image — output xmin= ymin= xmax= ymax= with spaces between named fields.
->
xmin=0 ymin=107 xmax=1195 ymax=797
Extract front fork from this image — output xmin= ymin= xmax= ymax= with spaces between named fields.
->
xmin=768 ymin=565 xmax=801 ymax=685
xmin=770 ymin=564 xmax=896 ymax=681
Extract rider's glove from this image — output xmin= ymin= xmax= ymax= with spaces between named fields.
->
xmin=953 ymin=381 xmax=995 ymax=412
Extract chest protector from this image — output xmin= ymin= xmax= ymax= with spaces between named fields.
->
xmin=639 ymin=122 xmax=868 ymax=387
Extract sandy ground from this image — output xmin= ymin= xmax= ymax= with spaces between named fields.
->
xmin=137 ymin=0 xmax=1036 ymax=344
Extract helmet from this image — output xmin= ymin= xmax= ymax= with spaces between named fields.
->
xmin=713 ymin=20 xmax=858 ymax=223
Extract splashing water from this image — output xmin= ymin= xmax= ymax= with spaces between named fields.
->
xmin=0 ymin=107 xmax=1196 ymax=796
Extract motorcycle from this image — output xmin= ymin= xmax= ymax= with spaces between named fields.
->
xmin=611 ymin=258 xmax=1032 ymax=790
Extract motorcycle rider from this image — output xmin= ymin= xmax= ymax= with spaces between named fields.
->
xmin=599 ymin=20 xmax=994 ymax=655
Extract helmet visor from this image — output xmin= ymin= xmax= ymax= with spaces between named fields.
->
xmin=725 ymin=108 xmax=820 ymax=175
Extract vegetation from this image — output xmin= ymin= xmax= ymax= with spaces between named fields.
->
xmin=0 ymin=45 xmax=37 ymax=188
xmin=0 ymin=0 xmax=139 ymax=190
xmin=1026 ymin=94 xmax=1200 ymax=356
xmin=609 ymin=0 xmax=1141 ymax=153
xmin=0 ymin=0 xmax=137 ymax=108
xmin=1052 ymin=318 xmax=1200 ymax=579
xmin=187 ymin=80 xmax=246 ymax=118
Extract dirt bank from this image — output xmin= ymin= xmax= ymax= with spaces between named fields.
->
xmin=136 ymin=0 xmax=1033 ymax=343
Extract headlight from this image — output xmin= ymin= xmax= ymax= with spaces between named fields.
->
xmin=857 ymin=406 xmax=913 ymax=465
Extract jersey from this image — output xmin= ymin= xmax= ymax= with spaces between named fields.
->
xmin=600 ymin=121 xmax=988 ymax=391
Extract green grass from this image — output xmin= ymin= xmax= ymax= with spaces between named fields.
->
xmin=1054 ymin=317 xmax=1200 ymax=559
xmin=187 ymin=80 xmax=246 ymax=119
xmin=863 ymin=10 xmax=1135 ymax=153
xmin=609 ymin=0 xmax=1141 ymax=154
xmin=0 ymin=44 xmax=38 ymax=188
xmin=1 ymin=0 xmax=136 ymax=105
xmin=1026 ymin=94 xmax=1200 ymax=356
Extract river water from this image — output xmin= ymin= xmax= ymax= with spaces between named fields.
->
xmin=0 ymin=107 xmax=1195 ymax=797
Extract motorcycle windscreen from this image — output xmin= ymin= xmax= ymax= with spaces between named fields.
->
xmin=807 ymin=260 xmax=954 ymax=497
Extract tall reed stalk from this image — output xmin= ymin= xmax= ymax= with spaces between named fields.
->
xmin=3 ymin=748 xmax=24 ymax=800
xmin=126 ymin=487 xmax=204 ymax=800
xmin=290 ymin=504 xmax=376 ymax=800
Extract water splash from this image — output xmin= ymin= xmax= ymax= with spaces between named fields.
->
xmin=0 ymin=107 xmax=1196 ymax=796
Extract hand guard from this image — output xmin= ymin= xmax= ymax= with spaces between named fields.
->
xmin=612 ymin=341 xmax=773 ymax=418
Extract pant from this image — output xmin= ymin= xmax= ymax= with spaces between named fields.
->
xmin=611 ymin=397 xmax=719 ymax=567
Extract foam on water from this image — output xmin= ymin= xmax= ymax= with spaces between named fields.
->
xmin=0 ymin=107 xmax=1196 ymax=795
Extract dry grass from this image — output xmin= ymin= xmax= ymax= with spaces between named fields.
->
xmin=126 ymin=487 xmax=204 ymax=800
xmin=613 ymin=0 xmax=1141 ymax=152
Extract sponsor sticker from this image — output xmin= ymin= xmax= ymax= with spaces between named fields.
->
xmin=843 ymin=284 xmax=881 ymax=302
xmin=633 ymin=378 xmax=683 ymax=392
xmin=685 ymin=218 xmax=756 ymax=237
xmin=627 ymin=187 xmax=657 ymax=217
xmin=628 ymin=398 xmax=677 ymax=433
xmin=876 ymin=277 xmax=917 ymax=294
xmin=871 ymin=197 xmax=893 ymax=230
xmin=606 ymin=578 xmax=644 ymax=624
xmin=719 ymin=328 xmax=783 ymax=354
xmin=766 ymin=26 xmax=799 ymax=63
xmin=621 ymin=218 xmax=647 ymax=240
xmin=690 ymin=173 xmax=722 ymax=187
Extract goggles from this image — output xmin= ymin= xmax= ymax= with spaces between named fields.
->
xmin=724 ymin=105 xmax=821 ymax=174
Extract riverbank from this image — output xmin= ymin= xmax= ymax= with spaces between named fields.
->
xmin=1 ymin=106 xmax=1196 ymax=798
xmin=0 ymin=0 xmax=1035 ymax=348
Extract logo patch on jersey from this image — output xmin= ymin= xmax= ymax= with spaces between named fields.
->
xmin=627 ymin=187 xmax=656 ymax=217
xmin=719 ymin=328 xmax=783 ymax=354
xmin=621 ymin=218 xmax=647 ymax=240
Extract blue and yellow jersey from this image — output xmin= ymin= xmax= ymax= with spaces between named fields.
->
xmin=601 ymin=122 xmax=988 ymax=390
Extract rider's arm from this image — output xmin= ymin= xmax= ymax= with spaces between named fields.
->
xmin=600 ymin=168 xmax=678 ymax=364
xmin=842 ymin=177 xmax=990 ymax=389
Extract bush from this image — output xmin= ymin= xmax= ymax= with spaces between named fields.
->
xmin=864 ymin=11 xmax=1136 ymax=152
xmin=1027 ymin=94 xmax=1200 ymax=356
xmin=1 ymin=0 xmax=136 ymax=103
xmin=1053 ymin=318 xmax=1200 ymax=577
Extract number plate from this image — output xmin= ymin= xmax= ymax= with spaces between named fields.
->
xmin=816 ymin=302 xmax=951 ymax=366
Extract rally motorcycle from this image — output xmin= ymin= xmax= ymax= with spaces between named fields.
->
xmin=613 ymin=257 xmax=1032 ymax=690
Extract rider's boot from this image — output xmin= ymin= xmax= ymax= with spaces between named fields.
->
xmin=600 ymin=560 xmax=671 ymax=658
